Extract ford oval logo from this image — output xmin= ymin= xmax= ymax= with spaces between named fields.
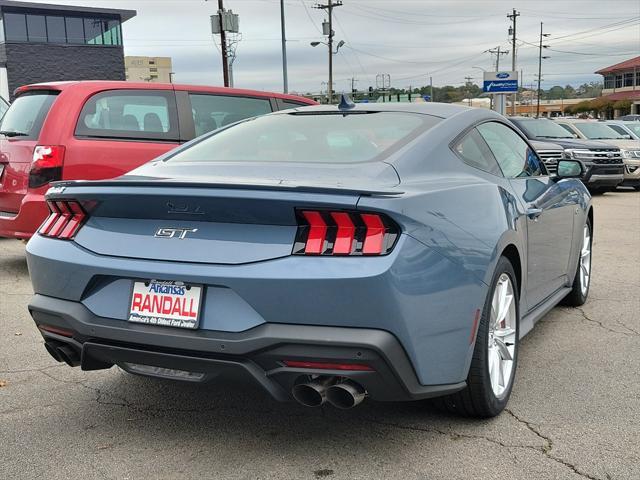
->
xmin=496 ymin=72 xmax=510 ymax=79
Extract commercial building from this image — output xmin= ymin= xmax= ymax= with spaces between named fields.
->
xmin=0 ymin=0 xmax=136 ymax=99
xmin=596 ymin=55 xmax=640 ymax=115
xmin=125 ymin=56 xmax=173 ymax=83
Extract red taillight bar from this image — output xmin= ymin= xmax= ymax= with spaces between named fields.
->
xmin=38 ymin=200 xmax=87 ymax=240
xmin=282 ymin=360 xmax=374 ymax=372
xmin=294 ymin=209 xmax=399 ymax=256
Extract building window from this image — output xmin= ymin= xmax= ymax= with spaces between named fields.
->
xmin=4 ymin=13 xmax=28 ymax=42
xmin=615 ymin=74 xmax=623 ymax=88
xmin=624 ymin=72 xmax=634 ymax=87
xmin=2 ymin=12 xmax=121 ymax=46
xmin=636 ymin=71 xmax=640 ymax=87
xmin=46 ymin=16 xmax=66 ymax=43
xmin=604 ymin=75 xmax=615 ymax=89
xmin=26 ymin=15 xmax=46 ymax=42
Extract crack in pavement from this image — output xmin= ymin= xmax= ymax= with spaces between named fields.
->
xmin=505 ymin=409 xmax=602 ymax=480
xmin=0 ymin=364 xmax=65 ymax=375
xmin=560 ymin=307 xmax=639 ymax=337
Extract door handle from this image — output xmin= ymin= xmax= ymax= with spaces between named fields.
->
xmin=526 ymin=208 xmax=543 ymax=220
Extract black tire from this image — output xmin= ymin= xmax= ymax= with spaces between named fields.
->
xmin=431 ymin=256 xmax=519 ymax=418
xmin=588 ymin=188 xmax=606 ymax=195
xmin=634 ymin=186 xmax=640 ymax=191
xmin=561 ymin=217 xmax=592 ymax=307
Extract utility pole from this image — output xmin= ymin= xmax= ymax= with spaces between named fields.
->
xmin=314 ymin=0 xmax=342 ymax=104
xmin=218 ymin=0 xmax=229 ymax=87
xmin=280 ymin=0 xmax=288 ymax=93
xmin=507 ymin=9 xmax=520 ymax=115
xmin=429 ymin=76 xmax=433 ymax=102
xmin=488 ymin=46 xmax=509 ymax=71
xmin=536 ymin=22 xmax=550 ymax=118
xmin=350 ymin=77 xmax=358 ymax=98
xmin=465 ymin=76 xmax=474 ymax=107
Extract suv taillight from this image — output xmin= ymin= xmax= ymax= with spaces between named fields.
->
xmin=29 ymin=145 xmax=65 ymax=188
xmin=293 ymin=209 xmax=399 ymax=256
xmin=38 ymin=200 xmax=86 ymax=240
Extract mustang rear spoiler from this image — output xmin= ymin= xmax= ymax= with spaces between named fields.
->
xmin=48 ymin=179 xmax=404 ymax=198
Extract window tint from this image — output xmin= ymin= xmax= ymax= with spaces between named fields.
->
xmin=607 ymin=124 xmax=628 ymax=136
xmin=280 ymin=100 xmax=308 ymax=110
xmin=76 ymin=90 xmax=179 ymax=141
xmin=0 ymin=92 xmax=58 ymax=140
xmin=84 ymin=18 xmax=102 ymax=44
xmin=168 ymin=112 xmax=437 ymax=164
xmin=453 ymin=128 xmax=501 ymax=175
xmin=477 ymin=122 xmax=543 ymax=178
xmin=573 ymin=122 xmax=626 ymax=140
xmin=189 ymin=94 xmax=272 ymax=137
xmin=4 ymin=13 xmax=28 ymax=42
xmin=46 ymin=16 xmax=66 ymax=43
xmin=26 ymin=15 xmax=46 ymax=42
xmin=65 ymin=17 xmax=84 ymax=44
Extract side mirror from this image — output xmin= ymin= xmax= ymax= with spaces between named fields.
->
xmin=556 ymin=159 xmax=583 ymax=179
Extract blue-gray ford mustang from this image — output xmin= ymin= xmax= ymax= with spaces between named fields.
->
xmin=26 ymin=103 xmax=593 ymax=417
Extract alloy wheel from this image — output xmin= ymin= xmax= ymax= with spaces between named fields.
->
xmin=579 ymin=224 xmax=592 ymax=296
xmin=488 ymin=274 xmax=517 ymax=398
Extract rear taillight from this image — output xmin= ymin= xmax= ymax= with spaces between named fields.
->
xmin=38 ymin=200 xmax=86 ymax=240
xmin=293 ymin=209 xmax=399 ymax=256
xmin=29 ymin=145 xmax=65 ymax=188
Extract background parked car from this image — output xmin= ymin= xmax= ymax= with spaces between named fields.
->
xmin=509 ymin=117 xmax=624 ymax=192
xmin=0 ymin=81 xmax=316 ymax=239
xmin=555 ymin=118 xmax=640 ymax=190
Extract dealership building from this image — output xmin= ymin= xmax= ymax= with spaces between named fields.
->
xmin=0 ymin=0 xmax=136 ymax=100
xmin=596 ymin=55 xmax=640 ymax=116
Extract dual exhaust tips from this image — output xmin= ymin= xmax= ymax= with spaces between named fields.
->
xmin=292 ymin=376 xmax=366 ymax=409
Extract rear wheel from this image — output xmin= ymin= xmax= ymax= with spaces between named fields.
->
xmin=561 ymin=218 xmax=592 ymax=307
xmin=432 ymin=257 xmax=519 ymax=417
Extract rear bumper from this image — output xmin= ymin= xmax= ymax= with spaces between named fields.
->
xmin=29 ymin=294 xmax=466 ymax=402
xmin=0 ymin=191 xmax=48 ymax=239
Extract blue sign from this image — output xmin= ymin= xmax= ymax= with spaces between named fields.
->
xmin=496 ymin=72 xmax=510 ymax=79
xmin=423 ymin=95 xmax=431 ymax=101
xmin=483 ymin=80 xmax=518 ymax=93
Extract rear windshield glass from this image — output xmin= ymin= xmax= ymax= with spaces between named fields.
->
xmin=167 ymin=112 xmax=437 ymax=164
xmin=0 ymin=92 xmax=57 ymax=140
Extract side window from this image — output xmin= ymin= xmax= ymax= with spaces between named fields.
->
xmin=279 ymin=100 xmax=309 ymax=110
xmin=452 ymin=128 xmax=502 ymax=176
xmin=477 ymin=122 xmax=543 ymax=178
xmin=557 ymin=123 xmax=576 ymax=136
xmin=189 ymin=94 xmax=272 ymax=137
xmin=608 ymin=124 xmax=628 ymax=136
xmin=75 ymin=90 xmax=179 ymax=141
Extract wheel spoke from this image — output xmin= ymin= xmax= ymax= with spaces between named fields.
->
xmin=494 ymin=338 xmax=513 ymax=361
xmin=489 ymin=348 xmax=500 ymax=393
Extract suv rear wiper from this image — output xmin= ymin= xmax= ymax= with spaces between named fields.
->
xmin=0 ymin=130 xmax=29 ymax=137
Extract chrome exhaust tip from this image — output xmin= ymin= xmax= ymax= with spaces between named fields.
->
xmin=291 ymin=376 xmax=336 ymax=407
xmin=326 ymin=380 xmax=366 ymax=409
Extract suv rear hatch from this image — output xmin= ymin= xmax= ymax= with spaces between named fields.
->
xmin=0 ymin=91 xmax=58 ymax=215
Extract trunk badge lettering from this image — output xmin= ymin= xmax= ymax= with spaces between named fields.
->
xmin=154 ymin=228 xmax=198 ymax=240
xmin=167 ymin=202 xmax=205 ymax=215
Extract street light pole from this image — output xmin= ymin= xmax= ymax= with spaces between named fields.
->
xmin=280 ymin=0 xmax=288 ymax=93
xmin=536 ymin=22 xmax=550 ymax=118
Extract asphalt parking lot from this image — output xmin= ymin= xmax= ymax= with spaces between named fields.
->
xmin=1 ymin=190 xmax=638 ymax=480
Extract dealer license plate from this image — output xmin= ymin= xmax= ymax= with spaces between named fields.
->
xmin=129 ymin=280 xmax=203 ymax=330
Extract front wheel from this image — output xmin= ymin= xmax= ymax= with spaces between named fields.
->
xmin=561 ymin=218 xmax=592 ymax=307
xmin=432 ymin=257 xmax=519 ymax=417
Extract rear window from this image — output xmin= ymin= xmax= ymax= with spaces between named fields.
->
xmin=75 ymin=90 xmax=179 ymax=141
xmin=167 ymin=111 xmax=436 ymax=164
xmin=0 ymin=91 xmax=58 ymax=140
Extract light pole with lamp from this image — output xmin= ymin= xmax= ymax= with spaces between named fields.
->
xmin=311 ymin=39 xmax=345 ymax=104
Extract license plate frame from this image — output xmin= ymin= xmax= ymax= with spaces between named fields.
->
xmin=128 ymin=280 xmax=203 ymax=330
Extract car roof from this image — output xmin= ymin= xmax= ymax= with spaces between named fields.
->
xmin=277 ymin=101 xmax=471 ymax=119
xmin=15 ymin=80 xmax=315 ymax=103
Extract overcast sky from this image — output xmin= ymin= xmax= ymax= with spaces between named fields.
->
xmin=28 ymin=0 xmax=640 ymax=94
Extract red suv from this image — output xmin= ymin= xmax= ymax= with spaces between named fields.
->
xmin=0 ymin=81 xmax=316 ymax=239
